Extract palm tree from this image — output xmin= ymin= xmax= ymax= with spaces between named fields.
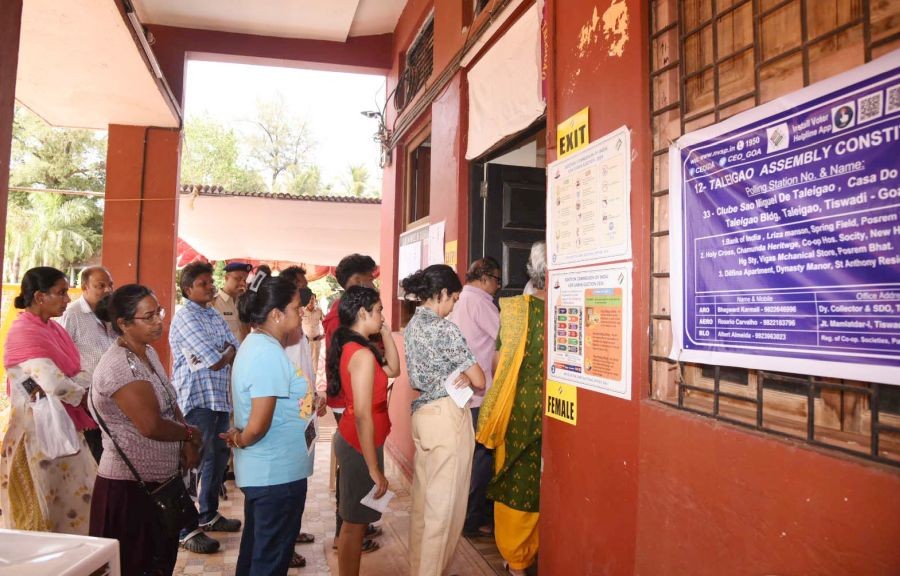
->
xmin=4 ymin=192 xmax=102 ymax=281
xmin=343 ymin=164 xmax=370 ymax=197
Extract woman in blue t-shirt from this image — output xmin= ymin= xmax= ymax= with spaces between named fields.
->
xmin=220 ymin=273 xmax=320 ymax=576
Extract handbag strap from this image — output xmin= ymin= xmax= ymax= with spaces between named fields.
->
xmin=89 ymin=344 xmax=184 ymax=495
xmin=89 ymin=387 xmax=153 ymax=494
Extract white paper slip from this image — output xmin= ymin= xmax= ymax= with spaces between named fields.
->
xmin=180 ymin=347 xmax=205 ymax=372
xmin=443 ymin=368 xmax=474 ymax=408
xmin=360 ymin=485 xmax=395 ymax=513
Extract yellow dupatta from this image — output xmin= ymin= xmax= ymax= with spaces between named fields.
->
xmin=476 ymin=295 xmax=531 ymax=452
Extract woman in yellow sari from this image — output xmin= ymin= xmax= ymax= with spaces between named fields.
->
xmin=477 ymin=242 xmax=546 ymax=576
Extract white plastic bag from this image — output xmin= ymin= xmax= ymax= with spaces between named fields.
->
xmin=32 ymin=394 xmax=81 ymax=458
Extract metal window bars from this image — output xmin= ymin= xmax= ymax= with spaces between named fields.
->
xmin=648 ymin=0 xmax=900 ymax=467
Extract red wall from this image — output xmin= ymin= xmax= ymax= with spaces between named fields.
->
xmin=380 ymin=0 xmax=900 ymax=574
xmin=635 ymin=404 xmax=900 ymax=575
xmin=103 ymin=125 xmax=181 ymax=366
xmin=385 ymin=335 xmax=416 ymax=477
xmin=0 ymin=0 xmax=23 ymax=280
xmin=538 ymin=1 xmax=649 ymax=572
xmin=380 ymin=0 xmax=474 ymax=465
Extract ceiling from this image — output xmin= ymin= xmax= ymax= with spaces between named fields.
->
xmin=132 ymin=0 xmax=406 ymax=42
xmin=16 ymin=0 xmax=179 ymax=130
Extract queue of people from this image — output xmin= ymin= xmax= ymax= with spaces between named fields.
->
xmin=0 ymin=242 xmax=548 ymax=576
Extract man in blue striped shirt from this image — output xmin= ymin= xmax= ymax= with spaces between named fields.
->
xmin=170 ymin=262 xmax=241 ymax=553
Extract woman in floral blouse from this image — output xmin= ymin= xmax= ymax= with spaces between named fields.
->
xmin=1 ymin=266 xmax=97 ymax=534
xmin=401 ymin=264 xmax=485 ymax=576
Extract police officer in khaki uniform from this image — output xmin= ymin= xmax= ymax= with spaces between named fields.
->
xmin=212 ymin=262 xmax=252 ymax=343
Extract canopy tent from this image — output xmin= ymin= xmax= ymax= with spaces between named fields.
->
xmin=177 ymin=188 xmax=382 ymax=268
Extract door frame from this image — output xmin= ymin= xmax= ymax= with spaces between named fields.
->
xmin=468 ymin=119 xmax=546 ymax=263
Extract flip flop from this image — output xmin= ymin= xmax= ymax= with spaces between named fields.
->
xmin=296 ymin=532 xmax=316 ymax=544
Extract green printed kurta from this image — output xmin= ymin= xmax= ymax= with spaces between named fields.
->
xmin=487 ymin=297 xmax=544 ymax=513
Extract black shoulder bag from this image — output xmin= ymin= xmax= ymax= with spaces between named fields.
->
xmin=89 ymin=348 xmax=198 ymax=537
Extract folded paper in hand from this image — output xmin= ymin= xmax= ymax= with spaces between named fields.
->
xmin=360 ymin=485 xmax=395 ymax=513
xmin=443 ymin=367 xmax=473 ymax=408
xmin=181 ymin=347 xmax=205 ymax=372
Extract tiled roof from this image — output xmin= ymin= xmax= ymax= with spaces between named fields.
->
xmin=179 ymin=184 xmax=381 ymax=204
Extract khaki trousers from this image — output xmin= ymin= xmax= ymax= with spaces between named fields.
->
xmin=409 ymin=396 xmax=474 ymax=576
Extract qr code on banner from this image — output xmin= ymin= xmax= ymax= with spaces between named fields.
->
xmin=887 ymin=84 xmax=900 ymax=115
xmin=857 ymin=92 xmax=883 ymax=124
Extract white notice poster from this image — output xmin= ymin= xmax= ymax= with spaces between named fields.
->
xmin=428 ymin=221 xmax=446 ymax=265
xmin=398 ymin=243 xmax=422 ymax=286
xmin=547 ymin=263 xmax=632 ymax=400
xmin=547 ymin=126 xmax=631 ymax=269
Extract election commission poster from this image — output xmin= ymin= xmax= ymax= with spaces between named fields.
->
xmin=669 ymin=50 xmax=900 ymax=385
xmin=547 ymin=263 xmax=632 ymax=399
xmin=547 ymin=126 xmax=631 ymax=269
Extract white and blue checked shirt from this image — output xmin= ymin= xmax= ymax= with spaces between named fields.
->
xmin=170 ymin=299 xmax=240 ymax=415
xmin=60 ymin=296 xmax=117 ymax=377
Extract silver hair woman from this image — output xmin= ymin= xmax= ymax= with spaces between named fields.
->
xmin=522 ymin=241 xmax=547 ymax=295
xmin=474 ymin=240 xmax=547 ymax=575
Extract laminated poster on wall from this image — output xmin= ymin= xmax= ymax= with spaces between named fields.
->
xmin=547 ymin=263 xmax=632 ymax=400
xmin=397 ymin=224 xmax=429 ymax=298
xmin=669 ymin=49 xmax=900 ymax=385
xmin=427 ymin=221 xmax=445 ymax=265
xmin=546 ymin=125 xmax=631 ymax=270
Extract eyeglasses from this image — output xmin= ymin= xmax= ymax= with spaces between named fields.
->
xmin=487 ymin=274 xmax=502 ymax=285
xmin=134 ymin=308 xmax=166 ymax=322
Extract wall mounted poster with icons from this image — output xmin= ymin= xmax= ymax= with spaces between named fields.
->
xmin=547 ymin=263 xmax=632 ymax=400
xmin=668 ymin=50 xmax=900 ymax=385
xmin=547 ymin=125 xmax=631 ymax=269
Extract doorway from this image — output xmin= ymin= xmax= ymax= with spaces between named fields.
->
xmin=469 ymin=125 xmax=547 ymax=298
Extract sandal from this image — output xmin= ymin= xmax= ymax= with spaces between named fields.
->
xmin=331 ymin=537 xmax=380 ymax=552
xmin=365 ymin=524 xmax=383 ymax=538
xmin=180 ymin=530 xmax=220 ymax=554
xmin=296 ymin=531 xmax=316 ymax=544
xmin=290 ymin=552 xmax=306 ymax=568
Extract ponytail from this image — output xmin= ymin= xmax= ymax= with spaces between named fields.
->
xmin=325 ymin=285 xmax=385 ymax=398
xmin=325 ymin=327 xmax=385 ymax=398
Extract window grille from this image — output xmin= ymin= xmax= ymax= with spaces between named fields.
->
xmin=649 ymin=0 xmax=900 ymax=467
xmin=395 ymin=16 xmax=435 ymax=112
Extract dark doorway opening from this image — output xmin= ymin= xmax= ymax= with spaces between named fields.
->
xmin=469 ymin=124 xmax=547 ymax=298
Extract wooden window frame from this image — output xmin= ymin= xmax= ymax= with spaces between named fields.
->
xmin=404 ymin=125 xmax=432 ymax=231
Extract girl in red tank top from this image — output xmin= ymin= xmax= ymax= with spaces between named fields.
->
xmin=325 ymin=286 xmax=401 ymax=576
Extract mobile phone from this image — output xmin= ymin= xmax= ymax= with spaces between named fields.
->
xmin=20 ymin=377 xmax=44 ymax=399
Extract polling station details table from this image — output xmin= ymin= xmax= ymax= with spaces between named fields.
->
xmin=669 ymin=50 xmax=900 ymax=384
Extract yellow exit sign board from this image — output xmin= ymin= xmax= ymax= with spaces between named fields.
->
xmin=546 ymin=380 xmax=577 ymax=425
xmin=557 ymin=107 xmax=589 ymax=159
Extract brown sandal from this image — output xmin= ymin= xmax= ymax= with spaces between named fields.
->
xmin=296 ymin=531 xmax=315 ymax=544
xmin=290 ymin=552 xmax=306 ymax=568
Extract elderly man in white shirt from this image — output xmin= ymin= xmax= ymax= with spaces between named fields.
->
xmin=61 ymin=265 xmax=116 ymax=462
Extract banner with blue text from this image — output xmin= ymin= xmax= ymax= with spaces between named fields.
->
xmin=669 ymin=50 xmax=900 ymax=385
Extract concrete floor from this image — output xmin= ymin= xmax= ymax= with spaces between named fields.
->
xmin=173 ymin=419 xmax=506 ymax=575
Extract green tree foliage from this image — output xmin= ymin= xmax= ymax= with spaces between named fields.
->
xmin=288 ymin=165 xmax=328 ymax=196
xmin=245 ymin=93 xmax=315 ymax=192
xmin=10 ymin=105 xmax=106 ymax=191
xmin=181 ymin=114 xmax=266 ymax=193
xmin=4 ymin=106 xmax=106 ymax=281
xmin=342 ymin=163 xmax=372 ymax=197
